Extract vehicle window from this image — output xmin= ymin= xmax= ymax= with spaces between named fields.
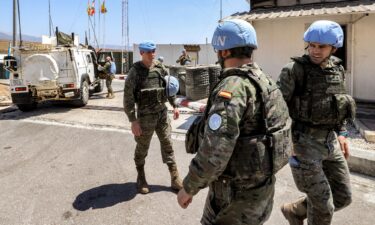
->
xmin=86 ymin=54 xmax=92 ymax=64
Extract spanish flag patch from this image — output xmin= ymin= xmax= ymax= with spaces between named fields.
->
xmin=218 ymin=90 xmax=232 ymax=99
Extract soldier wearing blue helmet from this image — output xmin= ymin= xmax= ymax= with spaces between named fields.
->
xmin=178 ymin=19 xmax=292 ymax=225
xmin=278 ymin=20 xmax=355 ymax=225
xmin=123 ymin=40 xmax=183 ymax=194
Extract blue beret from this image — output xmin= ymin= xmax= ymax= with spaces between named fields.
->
xmin=139 ymin=41 xmax=156 ymax=52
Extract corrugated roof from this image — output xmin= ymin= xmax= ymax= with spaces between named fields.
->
xmin=229 ymin=1 xmax=375 ymax=21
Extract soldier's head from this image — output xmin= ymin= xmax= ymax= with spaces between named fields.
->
xmin=139 ymin=41 xmax=156 ymax=67
xmin=105 ymin=56 xmax=112 ymax=62
xmin=304 ymin=20 xmax=343 ymax=65
xmin=182 ymin=49 xmax=187 ymax=55
xmin=211 ymin=19 xmax=257 ymax=68
xmin=157 ymin=56 xmax=164 ymax=63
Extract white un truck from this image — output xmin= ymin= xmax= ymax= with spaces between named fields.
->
xmin=4 ymin=32 xmax=103 ymax=111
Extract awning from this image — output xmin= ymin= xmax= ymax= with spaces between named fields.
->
xmin=229 ymin=1 xmax=375 ymax=21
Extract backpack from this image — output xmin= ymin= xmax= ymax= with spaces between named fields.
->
xmin=110 ymin=61 xmax=116 ymax=74
xmin=185 ymin=115 xmax=205 ymax=154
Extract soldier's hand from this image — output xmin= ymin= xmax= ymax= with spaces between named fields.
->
xmin=177 ymin=188 xmax=193 ymax=209
xmin=173 ymin=108 xmax=180 ymax=120
xmin=338 ymin=135 xmax=350 ymax=159
xmin=131 ymin=121 xmax=142 ymax=137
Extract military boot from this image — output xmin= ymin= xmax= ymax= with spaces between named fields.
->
xmin=281 ymin=198 xmax=307 ymax=225
xmin=168 ymin=164 xmax=183 ymax=191
xmin=136 ymin=166 xmax=149 ymax=194
xmin=108 ymin=90 xmax=115 ymax=99
xmin=106 ymin=92 xmax=110 ymax=98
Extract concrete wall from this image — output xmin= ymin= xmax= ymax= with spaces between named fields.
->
xmin=250 ymin=13 xmax=375 ymax=101
xmin=352 ymin=14 xmax=375 ymax=102
xmin=133 ymin=44 xmax=217 ymax=67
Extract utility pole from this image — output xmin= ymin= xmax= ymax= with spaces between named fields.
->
xmin=121 ymin=0 xmax=129 ymax=74
xmin=13 ymin=0 xmax=17 ymax=47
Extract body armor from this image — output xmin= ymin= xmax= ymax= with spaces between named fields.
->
xmin=186 ymin=64 xmax=293 ymax=183
xmin=289 ymin=55 xmax=356 ymax=127
xmin=133 ymin=62 xmax=168 ymax=114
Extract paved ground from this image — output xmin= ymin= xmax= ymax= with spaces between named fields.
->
xmin=1 ymin=119 xmax=374 ymax=225
xmin=0 ymin=79 xmax=375 ymax=224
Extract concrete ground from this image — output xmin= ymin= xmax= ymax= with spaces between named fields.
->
xmin=1 ymin=119 xmax=375 ymax=225
xmin=1 ymin=78 xmax=375 ymax=177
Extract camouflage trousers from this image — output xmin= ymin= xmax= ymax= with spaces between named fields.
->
xmin=289 ymin=130 xmax=352 ymax=225
xmin=201 ymin=176 xmax=275 ymax=225
xmin=134 ymin=107 xmax=176 ymax=167
xmin=106 ymin=74 xmax=115 ymax=93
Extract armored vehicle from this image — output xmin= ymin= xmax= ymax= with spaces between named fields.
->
xmin=4 ymin=32 xmax=103 ymax=111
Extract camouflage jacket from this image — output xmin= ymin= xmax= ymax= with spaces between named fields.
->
xmin=183 ymin=63 xmax=282 ymax=196
xmin=176 ymin=54 xmax=191 ymax=65
xmin=277 ymin=55 xmax=355 ymax=132
xmin=123 ymin=60 xmax=177 ymax=122
xmin=102 ymin=61 xmax=111 ymax=74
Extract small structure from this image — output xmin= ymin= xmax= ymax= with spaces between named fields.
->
xmin=229 ymin=0 xmax=375 ymax=102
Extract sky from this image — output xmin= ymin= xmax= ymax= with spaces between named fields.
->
xmin=0 ymin=0 xmax=250 ymax=47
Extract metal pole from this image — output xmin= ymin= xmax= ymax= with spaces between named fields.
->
xmin=49 ymin=0 xmax=51 ymax=36
xmin=98 ymin=0 xmax=101 ymax=48
xmin=121 ymin=0 xmax=124 ymax=74
xmin=126 ymin=0 xmax=129 ymax=73
xmin=220 ymin=0 xmax=222 ymax=20
xmin=13 ymin=0 xmax=17 ymax=47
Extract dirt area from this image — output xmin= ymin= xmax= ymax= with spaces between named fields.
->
xmin=348 ymin=123 xmax=375 ymax=151
xmin=0 ymin=83 xmax=11 ymax=102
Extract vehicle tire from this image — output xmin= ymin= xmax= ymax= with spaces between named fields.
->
xmin=94 ymin=79 xmax=104 ymax=93
xmin=17 ymin=102 xmax=37 ymax=112
xmin=72 ymin=79 xmax=89 ymax=107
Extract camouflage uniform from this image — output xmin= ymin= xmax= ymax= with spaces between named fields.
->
xmin=183 ymin=63 xmax=291 ymax=225
xmin=176 ymin=54 xmax=191 ymax=66
xmin=102 ymin=61 xmax=115 ymax=96
xmin=277 ymin=55 xmax=355 ymax=225
xmin=123 ymin=60 xmax=178 ymax=168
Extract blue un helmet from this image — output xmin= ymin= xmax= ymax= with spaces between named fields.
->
xmin=304 ymin=20 xmax=344 ymax=48
xmin=139 ymin=41 xmax=156 ymax=52
xmin=164 ymin=75 xmax=179 ymax=97
xmin=212 ymin=19 xmax=258 ymax=50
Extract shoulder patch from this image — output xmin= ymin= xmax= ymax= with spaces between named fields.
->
xmin=208 ymin=113 xmax=222 ymax=131
xmin=218 ymin=90 xmax=232 ymax=99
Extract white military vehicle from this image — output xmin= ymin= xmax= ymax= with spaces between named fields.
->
xmin=4 ymin=32 xmax=103 ymax=111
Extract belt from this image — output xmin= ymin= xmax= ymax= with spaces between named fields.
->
xmin=293 ymin=122 xmax=334 ymax=138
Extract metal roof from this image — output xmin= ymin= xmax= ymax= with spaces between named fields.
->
xmin=229 ymin=1 xmax=375 ymax=21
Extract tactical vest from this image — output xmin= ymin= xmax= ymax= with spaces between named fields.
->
xmin=133 ymin=62 xmax=168 ymax=113
xmin=289 ymin=55 xmax=356 ymax=127
xmin=186 ymin=64 xmax=293 ymax=182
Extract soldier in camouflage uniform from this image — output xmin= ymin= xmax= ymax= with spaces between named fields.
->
xmin=123 ymin=41 xmax=183 ymax=194
xmin=176 ymin=49 xmax=191 ymax=66
xmin=98 ymin=56 xmax=115 ymax=99
xmin=177 ymin=19 xmax=292 ymax=225
xmin=277 ymin=20 xmax=356 ymax=225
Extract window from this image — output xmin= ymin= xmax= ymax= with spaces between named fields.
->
xmin=86 ymin=54 xmax=92 ymax=64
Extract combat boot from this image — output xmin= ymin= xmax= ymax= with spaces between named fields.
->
xmin=106 ymin=92 xmax=110 ymax=98
xmin=281 ymin=198 xmax=307 ymax=225
xmin=136 ymin=166 xmax=149 ymax=194
xmin=168 ymin=164 xmax=183 ymax=191
xmin=108 ymin=90 xmax=115 ymax=99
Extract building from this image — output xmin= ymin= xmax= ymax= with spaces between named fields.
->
xmin=133 ymin=43 xmax=218 ymax=66
xmin=229 ymin=0 xmax=375 ymax=102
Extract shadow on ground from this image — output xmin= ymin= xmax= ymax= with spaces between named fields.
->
xmin=73 ymin=182 xmax=174 ymax=211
